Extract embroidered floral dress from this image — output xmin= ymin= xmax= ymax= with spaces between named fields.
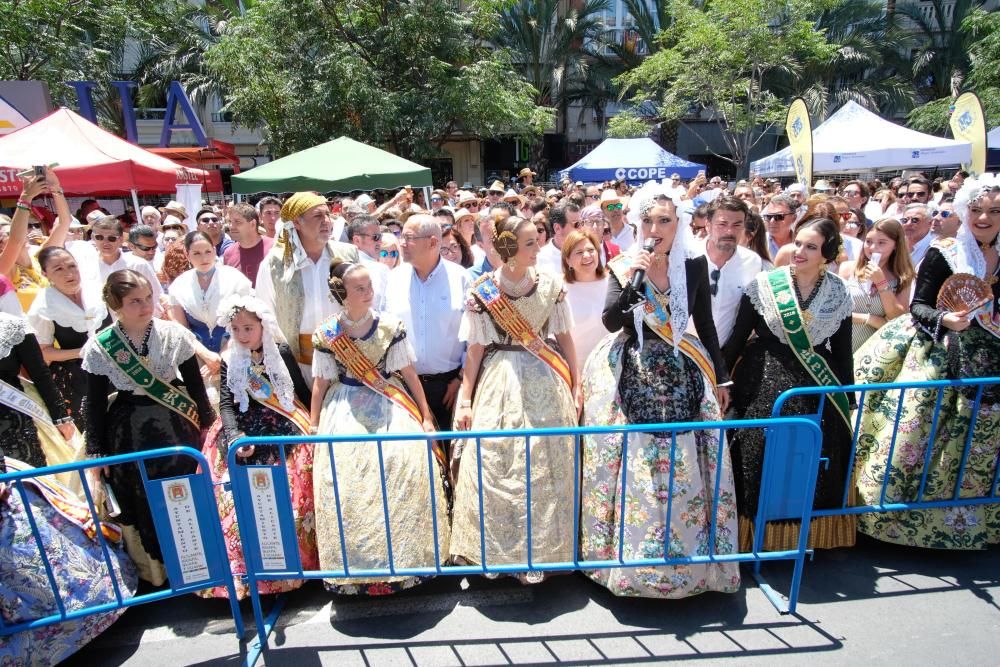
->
xmin=311 ymin=314 xmax=449 ymax=595
xmin=723 ymin=269 xmax=857 ymax=552
xmin=580 ymin=255 xmax=740 ymax=598
xmin=81 ymin=320 xmax=216 ymax=584
xmin=199 ymin=343 xmax=318 ymax=600
xmin=0 ymin=458 xmax=137 ymax=664
xmin=449 ymin=270 xmax=578 ymax=569
xmin=853 ymin=239 xmax=1000 ymax=549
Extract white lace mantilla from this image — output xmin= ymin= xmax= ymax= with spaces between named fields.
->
xmin=27 ymin=285 xmax=108 ymax=344
xmin=746 ymin=269 xmax=852 ymax=346
xmin=0 ymin=313 xmax=27 ymax=359
xmin=81 ymin=320 xmax=197 ymax=392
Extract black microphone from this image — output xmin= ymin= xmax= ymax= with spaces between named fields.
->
xmin=630 ymin=238 xmax=658 ymax=291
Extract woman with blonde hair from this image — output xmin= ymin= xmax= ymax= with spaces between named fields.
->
xmin=838 ymin=218 xmax=915 ymax=352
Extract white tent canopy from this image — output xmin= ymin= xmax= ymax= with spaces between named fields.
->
xmin=988 ymin=126 xmax=999 ymax=148
xmin=751 ymin=101 xmax=972 ymax=177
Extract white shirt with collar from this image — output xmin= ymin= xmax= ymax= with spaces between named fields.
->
xmin=909 ymin=231 xmax=934 ymax=270
xmin=69 ymin=242 xmax=163 ymax=316
xmin=842 ymin=234 xmax=862 ymax=262
xmin=611 ymin=223 xmax=636 ymax=253
xmin=700 ymin=244 xmax=763 ymax=347
xmin=385 ymin=258 xmax=470 ymax=375
xmin=536 ymin=240 xmax=563 ymax=278
xmin=254 ymin=229 xmax=341 ymax=337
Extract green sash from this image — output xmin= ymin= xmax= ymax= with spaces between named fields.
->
xmin=764 ymin=268 xmax=853 ymax=428
xmin=97 ymin=326 xmax=200 ymax=428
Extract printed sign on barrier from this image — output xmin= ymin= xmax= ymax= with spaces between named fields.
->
xmin=146 ymin=474 xmax=229 ymax=588
xmin=231 ymin=463 xmax=302 ymax=574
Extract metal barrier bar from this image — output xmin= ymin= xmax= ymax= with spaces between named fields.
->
xmin=0 ymin=447 xmax=244 ymax=640
xmin=229 ymin=417 xmax=823 ymax=665
xmin=772 ymin=377 xmax=1000 ymax=516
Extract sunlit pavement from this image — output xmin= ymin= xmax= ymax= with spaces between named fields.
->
xmin=62 ymin=535 xmax=1000 ymax=666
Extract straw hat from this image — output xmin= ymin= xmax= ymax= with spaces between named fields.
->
xmin=502 ymin=189 xmax=526 ymax=206
xmin=159 ymin=200 xmax=188 ymax=219
xmin=599 ymin=190 xmax=621 ymax=208
xmin=488 ymin=180 xmax=506 ymax=193
xmin=518 ymin=167 xmax=536 ymax=179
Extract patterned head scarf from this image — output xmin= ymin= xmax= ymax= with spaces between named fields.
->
xmin=280 ymin=192 xmax=327 ymax=223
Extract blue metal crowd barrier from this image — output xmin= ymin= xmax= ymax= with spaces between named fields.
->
xmin=771 ymin=376 xmax=1000 ymax=518
xmin=228 ymin=417 xmax=824 ymax=666
xmin=0 ymin=447 xmax=244 ymax=641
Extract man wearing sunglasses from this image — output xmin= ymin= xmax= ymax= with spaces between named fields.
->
xmin=196 ymin=207 xmax=234 ymax=256
xmin=346 ymin=214 xmax=389 ymax=310
xmin=80 ymin=212 xmax=162 ymax=314
xmin=761 ymin=194 xmax=797 ymax=259
xmin=900 ymin=202 xmax=934 ymax=268
xmin=931 ymin=199 xmax=960 ymax=238
xmin=600 ymin=189 xmax=634 ymax=252
xmin=127 ymin=224 xmax=159 ymax=268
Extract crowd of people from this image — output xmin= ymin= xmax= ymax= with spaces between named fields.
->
xmin=0 ymin=165 xmax=998 ymax=661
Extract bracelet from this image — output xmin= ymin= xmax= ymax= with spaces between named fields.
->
xmin=459 ymin=399 xmax=472 ymax=408
xmin=864 ymin=314 xmax=871 ymax=327
xmin=54 ymin=416 xmax=74 ymax=426
xmin=51 ymin=188 xmax=64 ymax=196
xmin=308 ymin=425 xmax=318 ymax=435
xmin=15 ymin=202 xmax=31 ymax=212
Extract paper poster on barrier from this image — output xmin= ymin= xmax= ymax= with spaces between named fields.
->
xmin=235 ymin=464 xmax=302 ymax=574
xmin=146 ymin=474 xmax=227 ymax=589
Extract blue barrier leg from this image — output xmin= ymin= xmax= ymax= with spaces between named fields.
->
xmin=327 ymin=442 xmax=351 ymax=576
xmin=15 ymin=480 xmax=66 ymax=619
xmin=476 ymin=436 xmax=487 ymax=572
xmin=878 ymin=388 xmax=908 ymax=506
xmin=663 ymin=432 xmax=677 ymax=562
xmin=243 ymin=592 xmax=285 ymax=667
xmin=707 ymin=428 xmax=724 ymax=561
xmin=525 ymin=435 xmax=533 ymax=571
xmin=953 ymin=385 xmax=985 ymax=500
xmin=77 ymin=470 xmax=125 ymax=607
xmin=917 ymin=389 xmax=947 ymax=503
xmin=618 ymin=431 xmax=629 ymax=564
xmin=425 ymin=440 xmax=442 ymax=573
xmin=572 ymin=433 xmax=581 ymax=568
xmin=375 ymin=439 xmax=396 ymax=576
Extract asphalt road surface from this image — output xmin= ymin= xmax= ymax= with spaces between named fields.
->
xmin=62 ymin=535 xmax=1000 ymax=666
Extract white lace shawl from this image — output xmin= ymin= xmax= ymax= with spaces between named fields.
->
xmin=168 ymin=266 xmax=253 ymax=333
xmin=81 ymin=319 xmax=196 ymax=392
xmin=26 ymin=285 xmax=108 ymax=345
xmin=0 ymin=313 xmax=27 ymax=359
xmin=745 ymin=268 xmax=852 ymax=346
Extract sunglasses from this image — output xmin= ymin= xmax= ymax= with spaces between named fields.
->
xmin=488 ymin=191 xmax=504 ymax=196
xmin=440 ymin=244 xmax=460 ymax=254
xmin=133 ymin=242 xmax=157 ymax=252
xmin=843 ymin=189 xmax=861 ymax=196
xmin=199 ymin=216 xmax=220 ymax=223
xmin=900 ymin=216 xmax=925 ymax=225
xmin=761 ymin=213 xmax=790 ymax=221
xmin=379 ymin=249 xmax=399 ymax=259
xmin=839 ymin=212 xmax=852 ymax=221
xmin=709 ymin=268 xmax=721 ymax=296
xmin=934 ymin=210 xmax=953 ymax=218
xmin=93 ymin=234 xmax=120 ymax=242
xmin=604 ymin=203 xmax=623 ymax=211
xmin=365 ymin=233 xmax=381 ymax=241
xmin=431 ymin=198 xmax=444 ymax=203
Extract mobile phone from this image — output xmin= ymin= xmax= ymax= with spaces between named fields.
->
xmin=34 ymin=165 xmax=46 ymax=178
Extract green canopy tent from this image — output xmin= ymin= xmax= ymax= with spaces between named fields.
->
xmin=231 ymin=136 xmax=433 ymax=194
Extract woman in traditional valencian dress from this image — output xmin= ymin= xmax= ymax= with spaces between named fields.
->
xmin=579 ymin=187 xmax=740 ymax=598
xmin=28 ymin=246 xmax=112 ymax=424
xmin=199 ymin=295 xmax=318 ymax=600
xmin=853 ymin=174 xmax=1000 ymax=549
xmin=724 ymin=218 xmax=856 ymax=552
xmin=0 ymin=457 xmax=137 ymax=664
xmin=311 ymin=260 xmax=448 ymax=595
xmin=82 ymin=270 xmax=216 ymax=584
xmin=451 ymin=215 xmax=580 ymax=581
xmin=168 ymin=231 xmax=253 ymax=401
xmin=0 ymin=311 xmax=75 ymax=470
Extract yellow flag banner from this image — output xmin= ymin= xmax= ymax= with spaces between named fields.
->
xmin=785 ymin=97 xmax=813 ymax=188
xmin=950 ymin=92 xmax=988 ymax=177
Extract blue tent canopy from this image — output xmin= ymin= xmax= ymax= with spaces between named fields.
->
xmin=558 ymin=138 xmax=706 ymax=184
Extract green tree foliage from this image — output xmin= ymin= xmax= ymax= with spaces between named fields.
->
xmin=606 ymin=110 xmax=651 ymax=138
xmin=205 ymin=0 xmax=551 ymax=160
xmin=618 ymin=0 xmax=836 ymax=175
xmin=907 ymin=8 xmax=1000 ymax=135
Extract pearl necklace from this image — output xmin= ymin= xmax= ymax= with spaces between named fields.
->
xmin=340 ymin=309 xmax=374 ymax=329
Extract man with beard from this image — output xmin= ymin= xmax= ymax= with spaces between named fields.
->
xmin=699 ymin=196 xmax=762 ymax=347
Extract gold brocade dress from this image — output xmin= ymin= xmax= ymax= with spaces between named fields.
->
xmin=311 ymin=314 xmax=450 ymax=595
xmin=449 ymin=271 xmax=579 ymax=569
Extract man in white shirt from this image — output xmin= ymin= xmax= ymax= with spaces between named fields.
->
xmin=73 ymin=212 xmax=162 ymax=315
xmin=601 ymin=189 xmax=635 ymax=252
xmin=698 ymin=196 xmax=762 ymax=347
xmin=255 ymin=192 xmax=359 ymax=380
xmin=536 ymin=202 xmax=581 ymax=276
xmin=387 ymin=214 xmax=470 ymax=439
xmin=901 ymin=203 xmax=934 ymax=269
xmin=346 ymin=214 xmax=389 ymax=310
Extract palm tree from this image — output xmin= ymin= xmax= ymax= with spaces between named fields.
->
xmin=494 ymin=0 xmax=611 ymax=170
xmin=771 ymin=0 xmax=915 ymax=120
xmin=896 ymin=0 xmax=985 ymax=101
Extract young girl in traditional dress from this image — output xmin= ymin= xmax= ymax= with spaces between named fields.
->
xmin=310 ymin=260 xmax=448 ymax=594
xmin=198 ymin=294 xmax=318 ymax=599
